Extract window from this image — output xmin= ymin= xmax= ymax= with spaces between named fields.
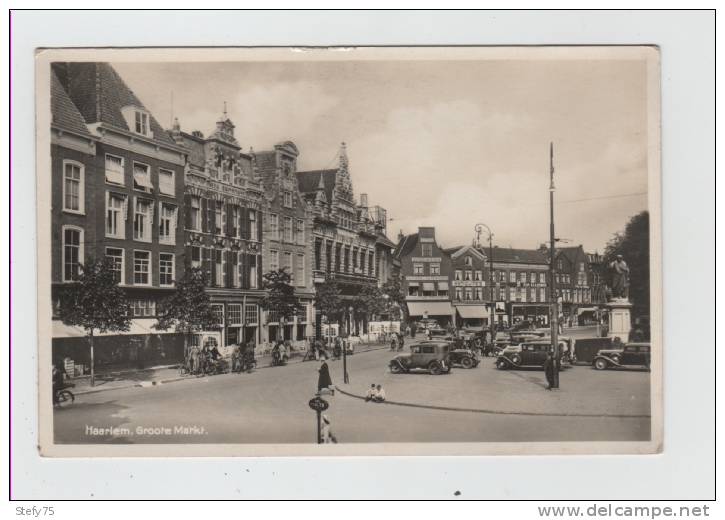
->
xmin=283 ymin=217 xmax=293 ymax=242
xmin=133 ymin=251 xmax=150 ymax=285
xmin=474 ymin=287 xmax=482 ymax=300
xmin=214 ymin=201 xmax=223 ymax=234
xmin=499 ymin=271 xmax=507 ymax=282
xmin=465 ymin=288 xmax=473 ymax=301
xmin=159 ymin=168 xmax=174 ymax=196
xmin=295 ymin=254 xmax=305 ymax=287
xmin=159 ymin=253 xmax=174 ymax=286
xmin=249 ymin=256 xmax=258 ymax=289
xmin=133 ymin=162 xmax=153 ymax=192
xmin=228 ymin=304 xmax=242 ymax=326
xmin=106 ymin=193 xmax=126 ymax=238
xmin=499 ymin=288 xmax=507 ymax=301
xmin=540 ymin=288 xmax=546 ymax=302
xmin=159 ymin=203 xmax=176 ymax=245
xmin=269 ymin=213 xmax=279 ymax=240
xmin=465 ymin=256 xmax=472 ymax=266
xmin=105 ymin=154 xmax=124 ymax=185
xmin=132 ymin=299 xmax=156 ymax=317
xmin=455 ymin=288 xmax=463 ymax=300
xmin=62 ymin=226 xmax=83 ymax=281
xmin=557 ymin=259 xmax=564 ymax=270
xmin=211 ymin=304 xmax=224 ymax=327
xmin=474 ymin=270 xmax=482 ymax=281
xmin=63 ymin=161 xmax=84 ymax=213
xmin=105 ymin=247 xmax=124 ymax=284
xmin=249 ymin=210 xmax=258 ymax=241
xmin=296 ymin=219 xmax=305 ymax=245
xmin=134 ymin=110 xmax=149 ymax=136
xmin=539 ymin=272 xmax=546 ymax=284
xmin=530 ymin=288 xmax=536 ymax=302
xmin=231 ymin=252 xmax=240 ymax=287
xmin=245 ymin=304 xmax=259 ymax=325
xmin=232 ymin=206 xmax=240 ymax=238
xmin=519 ymin=271 xmax=527 ymax=282
xmin=214 ymin=250 xmax=223 ymax=286
xmin=413 ymin=263 xmax=424 ymax=275
xmin=430 ymin=264 xmax=441 ymax=275
xmin=464 ymin=270 xmax=472 ymax=281
xmin=421 ymin=243 xmax=433 ymax=257
xmin=189 ymin=196 xmax=201 ymax=231
xmin=283 ymin=191 xmax=293 ymax=208
xmin=283 ymin=252 xmax=293 ymax=277
xmin=270 ymin=250 xmax=279 ymax=272
xmin=191 ymin=246 xmax=202 ymax=268
xmin=509 ymin=271 xmax=516 ymax=283
xmin=454 ymin=269 xmax=462 ymax=281
xmin=133 ymin=198 xmax=152 ymax=242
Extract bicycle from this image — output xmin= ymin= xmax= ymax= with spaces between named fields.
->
xmin=54 ymin=383 xmax=75 ymax=407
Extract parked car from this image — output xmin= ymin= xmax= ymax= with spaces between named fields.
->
xmin=496 ymin=338 xmax=572 ymax=370
xmin=448 ymin=347 xmax=480 ymax=369
xmin=593 ymin=342 xmax=651 ymax=370
xmin=389 ymin=342 xmax=452 ymax=375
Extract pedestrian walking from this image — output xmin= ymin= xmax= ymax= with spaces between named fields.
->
xmin=397 ymin=332 xmax=405 ymax=351
xmin=317 ymin=358 xmax=333 ymax=395
xmin=320 ymin=414 xmax=337 ymax=443
xmin=543 ymin=351 xmax=556 ymax=390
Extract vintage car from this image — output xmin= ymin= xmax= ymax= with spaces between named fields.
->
xmin=495 ymin=338 xmax=572 ymax=370
xmin=593 ymin=342 xmax=651 ymax=370
xmin=389 ymin=341 xmax=452 ymax=375
xmin=449 ymin=348 xmax=480 ymax=369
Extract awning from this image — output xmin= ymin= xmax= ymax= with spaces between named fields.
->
xmin=438 ymin=281 xmax=449 ymax=291
xmin=133 ymin=170 xmax=154 ymax=189
xmin=52 ymin=319 xmax=177 ymax=339
xmin=407 ymin=281 xmax=419 ymax=287
xmin=576 ymin=307 xmax=599 ymax=316
xmin=407 ymin=301 xmax=454 ymax=317
xmin=456 ymin=305 xmax=489 ymax=319
xmin=422 ymin=282 xmax=436 ymax=291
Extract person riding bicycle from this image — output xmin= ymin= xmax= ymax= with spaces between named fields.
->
xmin=390 ymin=334 xmax=398 ymax=351
xmin=52 ymin=361 xmax=67 ymax=406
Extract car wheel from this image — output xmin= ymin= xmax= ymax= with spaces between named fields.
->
xmin=461 ymin=357 xmax=474 ymax=369
xmin=390 ymin=363 xmax=403 ymax=374
xmin=511 ymin=354 xmax=522 ymax=365
xmin=594 ymin=358 xmax=609 ymax=370
xmin=496 ymin=359 xmax=508 ymax=370
xmin=429 ymin=361 xmax=443 ymax=375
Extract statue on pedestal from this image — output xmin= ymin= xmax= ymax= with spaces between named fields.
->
xmin=608 ymin=254 xmax=630 ymax=300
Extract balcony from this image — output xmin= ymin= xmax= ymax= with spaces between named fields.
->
xmin=312 ymin=269 xmax=376 ymax=285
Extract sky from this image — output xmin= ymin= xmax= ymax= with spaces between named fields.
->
xmin=113 ymin=57 xmax=649 ymax=253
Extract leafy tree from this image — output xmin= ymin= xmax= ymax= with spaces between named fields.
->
xmin=314 ymin=276 xmax=343 ymax=328
xmin=260 ymin=268 xmax=301 ymax=341
xmin=154 ymin=266 xmax=218 ymax=359
xmin=381 ymin=277 xmax=407 ymax=322
xmin=603 ymin=211 xmax=650 ymax=319
xmin=353 ymin=284 xmax=386 ymax=319
xmin=58 ymin=257 xmax=131 ymax=387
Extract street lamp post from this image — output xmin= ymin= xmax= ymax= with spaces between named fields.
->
xmin=344 ymin=306 xmax=353 ymax=384
xmin=475 ymin=223 xmax=496 ymax=346
xmin=549 ymin=142 xmax=560 ymax=389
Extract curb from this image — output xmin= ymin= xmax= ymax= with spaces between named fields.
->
xmin=72 ymin=343 xmax=392 ymax=396
xmin=335 ymin=387 xmax=651 ymax=419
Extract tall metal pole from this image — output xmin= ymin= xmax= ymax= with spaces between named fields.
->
xmin=475 ymin=223 xmax=496 ymax=345
xmin=549 ymin=142 xmax=560 ymax=388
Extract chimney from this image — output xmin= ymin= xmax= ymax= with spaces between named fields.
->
xmin=360 ymin=193 xmax=368 ymax=207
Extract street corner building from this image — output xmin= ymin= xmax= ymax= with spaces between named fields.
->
xmin=50 ymin=62 xmax=188 ymax=373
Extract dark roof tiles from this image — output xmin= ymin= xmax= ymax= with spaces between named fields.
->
xmin=51 ymin=71 xmax=93 ymax=138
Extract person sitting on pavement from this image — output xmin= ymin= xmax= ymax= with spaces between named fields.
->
xmin=365 ymin=383 xmax=377 ymax=402
xmin=372 ymin=384 xmax=386 ymax=403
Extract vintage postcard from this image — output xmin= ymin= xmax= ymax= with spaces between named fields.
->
xmin=36 ymin=46 xmax=662 ymax=456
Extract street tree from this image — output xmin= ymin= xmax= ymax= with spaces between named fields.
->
xmin=154 ymin=266 xmax=219 ymax=360
xmin=381 ymin=277 xmax=408 ymax=322
xmin=352 ymin=284 xmax=386 ymax=333
xmin=314 ymin=277 xmax=343 ymax=331
xmin=260 ymin=268 xmax=302 ymax=342
xmin=603 ymin=211 xmax=650 ymax=319
xmin=57 ymin=257 xmax=131 ymax=387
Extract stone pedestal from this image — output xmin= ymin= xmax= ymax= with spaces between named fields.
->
xmin=606 ymin=298 xmax=632 ymax=341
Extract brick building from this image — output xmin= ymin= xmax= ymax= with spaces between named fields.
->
xmin=50 ymin=63 xmax=188 ymax=371
xmin=444 ymin=245 xmax=493 ymax=328
xmin=252 ymin=141 xmax=315 ymax=345
xmin=394 ymin=227 xmax=455 ymax=328
xmin=170 ymin=111 xmax=266 ymax=350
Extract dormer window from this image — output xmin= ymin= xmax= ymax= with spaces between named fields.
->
xmin=135 ymin=111 xmax=149 ymax=136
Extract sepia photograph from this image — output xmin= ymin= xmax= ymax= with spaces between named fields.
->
xmin=35 ymin=46 xmax=662 ymax=456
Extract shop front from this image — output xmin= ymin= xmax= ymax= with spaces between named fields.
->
xmin=510 ymin=303 xmax=551 ymax=327
xmin=455 ymin=304 xmax=491 ymax=328
xmin=407 ymin=300 xmax=456 ymax=329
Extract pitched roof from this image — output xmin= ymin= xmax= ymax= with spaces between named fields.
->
xmin=376 ymin=232 xmax=397 ymax=249
xmin=51 ymin=71 xmax=93 ymax=139
xmin=177 ymin=132 xmax=207 ymax=169
xmin=64 ymin=62 xmax=176 ymax=146
xmin=490 ymin=247 xmax=549 ymax=264
xmin=297 ymin=169 xmax=337 ymax=204
xmin=394 ymin=233 xmax=419 ymax=258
